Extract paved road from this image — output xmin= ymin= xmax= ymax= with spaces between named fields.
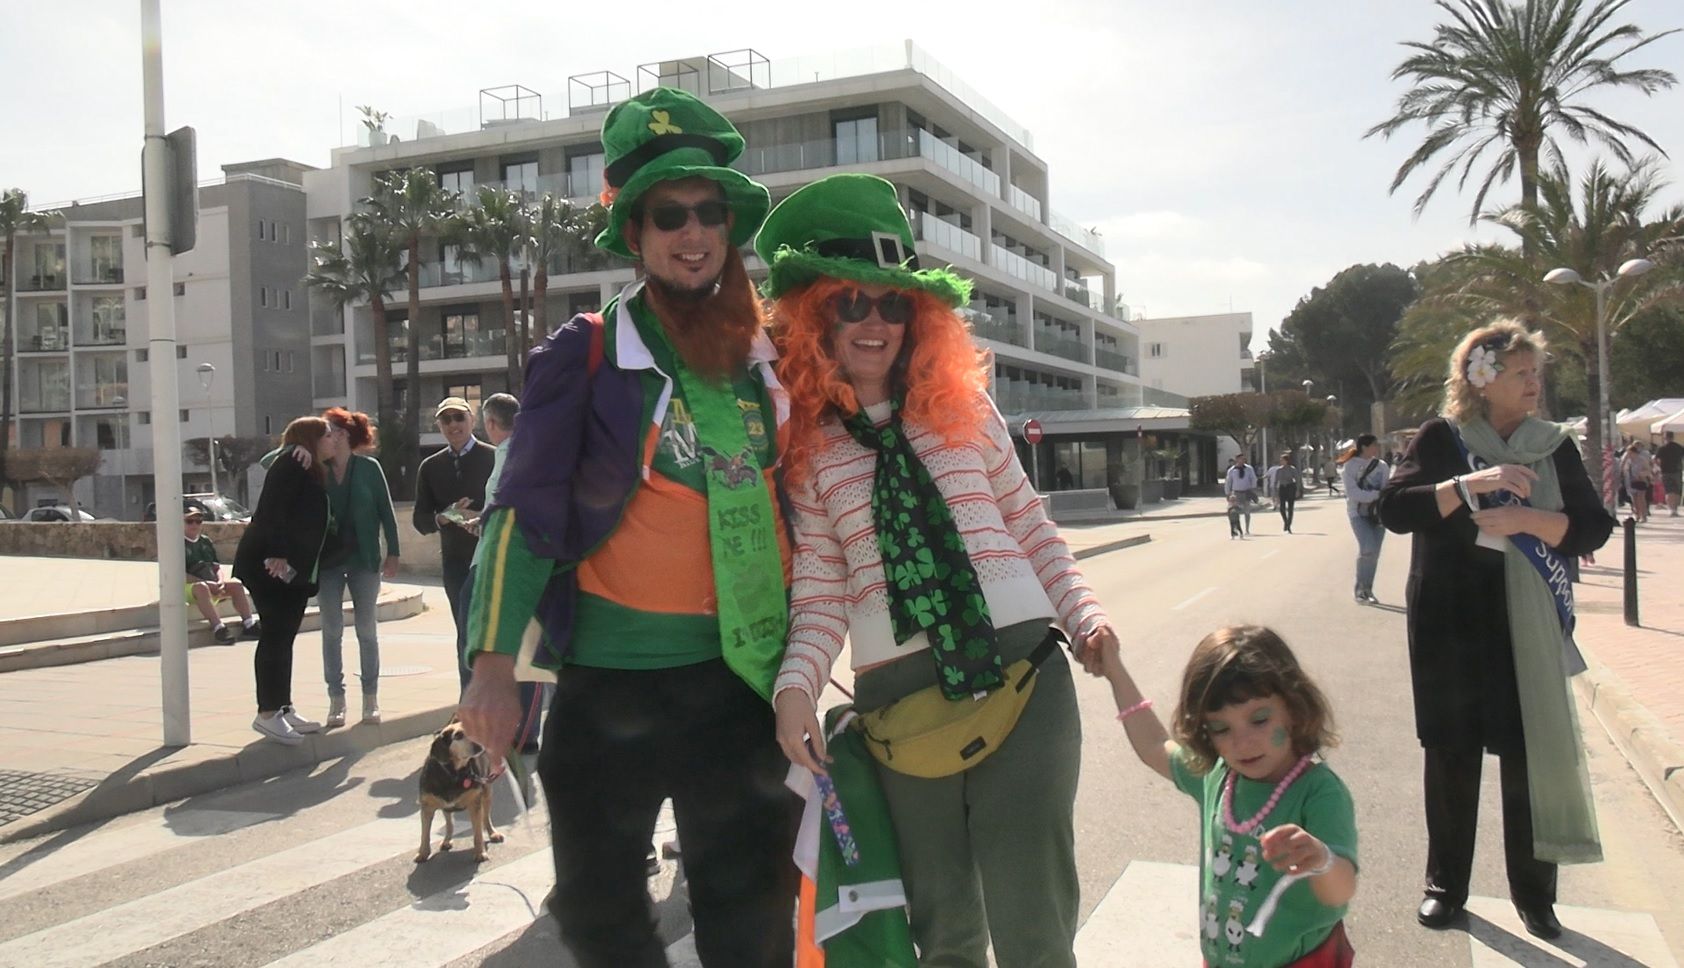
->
xmin=2 ymin=498 xmax=1680 ymax=966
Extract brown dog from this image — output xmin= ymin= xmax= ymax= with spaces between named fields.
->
xmin=415 ymin=718 xmax=503 ymax=863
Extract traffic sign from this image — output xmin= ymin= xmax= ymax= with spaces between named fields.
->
xmin=1021 ymin=419 xmax=1044 ymax=444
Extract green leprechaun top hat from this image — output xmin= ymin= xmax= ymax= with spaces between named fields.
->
xmin=754 ymin=173 xmax=971 ymax=307
xmin=594 ymin=87 xmax=770 ymax=259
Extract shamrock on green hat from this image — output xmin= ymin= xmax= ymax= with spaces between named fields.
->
xmin=594 ymin=87 xmax=771 ymax=259
xmin=753 ymin=173 xmax=971 ymax=307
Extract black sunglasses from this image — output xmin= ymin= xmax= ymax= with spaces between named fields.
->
xmin=833 ymin=289 xmax=915 ymax=325
xmin=437 ymin=411 xmax=469 ymax=424
xmin=645 ymin=200 xmax=731 ymax=232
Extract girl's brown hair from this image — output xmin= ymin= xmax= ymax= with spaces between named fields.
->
xmin=280 ymin=416 xmax=330 ymax=486
xmin=1172 ymin=625 xmax=1338 ymax=775
xmin=323 ymin=407 xmax=375 ymax=450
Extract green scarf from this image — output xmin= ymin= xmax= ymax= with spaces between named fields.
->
xmin=843 ymin=398 xmax=1003 ymax=701
xmin=671 ymin=356 xmax=787 ymax=703
xmin=1456 ymin=415 xmax=1602 ymax=864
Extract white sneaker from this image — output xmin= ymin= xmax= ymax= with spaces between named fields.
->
xmin=253 ymin=712 xmax=304 ymax=746
xmin=325 ymin=696 xmax=347 ymax=728
xmin=281 ymin=706 xmax=322 ymax=734
xmin=361 ymin=696 xmax=382 ymax=724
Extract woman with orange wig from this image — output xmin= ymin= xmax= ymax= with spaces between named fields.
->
xmin=763 ymin=174 xmax=1118 ymax=967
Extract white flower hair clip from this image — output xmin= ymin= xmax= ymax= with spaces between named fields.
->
xmin=1466 ymin=344 xmax=1503 ymax=389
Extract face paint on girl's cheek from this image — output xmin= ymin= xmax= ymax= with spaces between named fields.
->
xmin=1271 ymin=726 xmax=1289 ymax=748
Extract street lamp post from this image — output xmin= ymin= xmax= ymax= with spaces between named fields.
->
xmin=195 ymin=363 xmax=217 ymax=498
xmin=1545 ymin=258 xmax=1656 ymax=515
xmin=1257 ymin=352 xmax=1269 ymax=467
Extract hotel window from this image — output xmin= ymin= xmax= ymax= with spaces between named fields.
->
xmin=833 ymin=113 xmax=880 ymax=166
xmin=259 ymin=287 xmax=268 ymax=308
xmin=439 ymin=165 xmax=475 ymax=195
xmin=283 ymin=289 xmax=292 ymax=310
xmin=445 ymin=380 xmax=483 ymax=413
xmin=443 ymin=307 xmax=483 ymax=358
xmin=503 ymin=159 xmax=539 ymax=197
xmin=567 ymin=149 xmax=605 ymax=199
xmin=1149 ymin=343 xmax=1164 ymax=358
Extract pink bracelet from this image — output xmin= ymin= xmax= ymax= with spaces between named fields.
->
xmin=1117 ymin=699 xmax=1153 ymax=722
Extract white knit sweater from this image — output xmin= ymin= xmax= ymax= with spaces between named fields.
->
xmin=775 ymin=396 xmax=1110 ymax=704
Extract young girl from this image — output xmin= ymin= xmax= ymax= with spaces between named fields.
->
xmin=1102 ymin=625 xmax=1359 ymax=967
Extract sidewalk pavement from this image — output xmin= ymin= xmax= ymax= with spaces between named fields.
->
xmin=1570 ymin=512 xmax=1684 ymax=830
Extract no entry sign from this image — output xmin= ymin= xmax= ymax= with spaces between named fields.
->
xmin=1021 ymin=419 xmax=1044 ymax=444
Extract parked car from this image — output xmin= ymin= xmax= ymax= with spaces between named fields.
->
xmin=17 ymin=506 xmax=104 ymax=523
xmin=141 ymin=493 xmax=253 ymax=523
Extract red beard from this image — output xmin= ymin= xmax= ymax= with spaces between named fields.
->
xmin=643 ymin=248 xmax=765 ymax=384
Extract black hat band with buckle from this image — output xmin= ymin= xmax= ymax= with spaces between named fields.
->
xmin=812 ymin=232 xmax=921 ymax=270
xmin=604 ymin=133 xmax=731 ymax=188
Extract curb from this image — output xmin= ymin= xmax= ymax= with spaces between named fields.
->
xmin=1575 ymin=649 xmax=1684 ymax=834
xmin=0 ymin=703 xmax=458 ymax=844
xmin=1072 ymin=534 xmax=1153 ymax=560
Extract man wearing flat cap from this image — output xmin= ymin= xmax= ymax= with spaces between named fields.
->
xmin=414 ymin=395 xmax=495 ymax=684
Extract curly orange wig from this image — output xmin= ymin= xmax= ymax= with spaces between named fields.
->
xmin=772 ymin=277 xmax=990 ymax=484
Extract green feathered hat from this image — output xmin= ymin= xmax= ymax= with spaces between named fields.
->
xmin=754 ymin=173 xmax=972 ymax=307
xmin=594 ymin=87 xmax=770 ymax=259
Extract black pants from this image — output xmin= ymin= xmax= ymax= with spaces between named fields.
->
xmin=247 ymin=578 xmax=310 ymax=711
xmin=1277 ymin=484 xmax=1297 ymax=530
xmin=1422 ymin=746 xmax=1556 ymax=908
xmin=442 ymin=552 xmax=471 ymax=682
xmin=540 ymin=658 xmax=798 ymax=968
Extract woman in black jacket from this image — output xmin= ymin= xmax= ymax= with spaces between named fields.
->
xmin=235 ymin=416 xmax=346 ymax=746
xmin=1378 ymin=321 xmax=1613 ymax=942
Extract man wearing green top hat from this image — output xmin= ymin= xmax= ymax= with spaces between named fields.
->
xmin=457 ymin=87 xmax=797 ymax=967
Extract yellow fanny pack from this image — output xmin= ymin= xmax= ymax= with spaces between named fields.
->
xmin=856 ymin=629 xmax=1064 ymax=778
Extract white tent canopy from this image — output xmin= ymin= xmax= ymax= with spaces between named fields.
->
xmin=1651 ymin=407 xmax=1684 ymax=436
xmin=1616 ymin=398 xmax=1684 ymax=437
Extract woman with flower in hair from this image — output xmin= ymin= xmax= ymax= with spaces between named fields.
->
xmin=762 ymin=174 xmax=1116 ymax=967
xmin=1377 ymin=320 xmax=1613 ymax=941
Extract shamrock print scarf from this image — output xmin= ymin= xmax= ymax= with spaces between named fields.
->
xmin=843 ymin=398 xmax=1003 ymax=700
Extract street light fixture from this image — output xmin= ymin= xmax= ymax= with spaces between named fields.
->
xmin=1545 ymin=258 xmax=1656 ymax=514
xmin=195 ymin=363 xmax=218 ymax=498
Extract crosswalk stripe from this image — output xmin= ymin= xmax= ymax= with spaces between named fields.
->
xmin=0 ymin=807 xmax=280 ymax=903
xmin=1465 ymin=896 xmax=1678 ymax=967
xmin=1073 ymin=860 xmax=1200 ymax=965
xmin=259 ymin=848 xmax=556 ymax=968
xmin=0 ymin=816 xmax=415 ymax=968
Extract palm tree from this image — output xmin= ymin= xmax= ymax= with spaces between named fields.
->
xmin=456 ymin=187 xmax=533 ymax=391
xmin=528 ymin=194 xmax=579 ymax=341
xmin=1 ymin=189 xmax=54 ymax=512
xmin=362 ymin=168 xmax=457 ymax=479
xmin=1423 ymin=160 xmax=1684 ymax=475
xmin=304 ymin=214 xmax=406 ymax=489
xmin=1366 ymin=0 xmax=1677 ymax=222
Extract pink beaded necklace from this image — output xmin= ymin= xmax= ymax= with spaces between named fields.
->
xmin=1222 ymin=754 xmax=1314 ymax=835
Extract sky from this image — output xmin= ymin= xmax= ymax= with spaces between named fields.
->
xmin=3 ymin=0 xmax=1681 ymax=350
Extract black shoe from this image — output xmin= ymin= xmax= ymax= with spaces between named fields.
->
xmin=1417 ymin=897 xmax=1463 ymax=929
xmin=1516 ymin=902 xmax=1562 ymax=940
xmin=646 ymin=845 xmax=661 ymax=877
xmin=213 ymin=624 xmax=238 ymax=644
xmin=242 ymin=620 xmax=262 ymax=640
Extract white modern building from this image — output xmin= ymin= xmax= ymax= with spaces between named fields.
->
xmin=306 ymin=43 xmax=1212 ymax=494
xmin=1136 ymin=311 xmax=1256 ymax=400
xmin=2 ymin=160 xmax=315 ymax=517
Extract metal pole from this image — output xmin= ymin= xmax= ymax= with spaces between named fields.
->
xmin=1597 ymin=281 xmax=1616 ymax=516
xmin=1257 ymin=357 xmax=1268 ymax=469
xmin=208 ymin=437 xmax=219 ymax=498
xmin=143 ymin=0 xmax=190 ymax=747
xmin=1623 ymin=516 xmax=1639 ymax=627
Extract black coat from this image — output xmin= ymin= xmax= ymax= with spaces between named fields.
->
xmin=234 ymin=455 xmax=336 ymax=596
xmin=412 ymin=440 xmax=495 ymax=569
xmin=1377 ymin=418 xmax=1613 ymax=754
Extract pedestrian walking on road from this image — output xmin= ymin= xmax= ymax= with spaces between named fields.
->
xmin=1378 ymin=321 xmax=1614 ymax=941
xmin=1226 ymin=453 xmax=1259 ymax=536
xmin=1267 ymin=452 xmax=1302 ymax=533
xmin=764 ymin=174 xmax=1118 ymax=968
xmin=1658 ymin=431 xmax=1683 ymax=517
xmin=233 ymin=416 xmax=345 ymax=746
xmin=1099 ymin=624 xmax=1359 ymax=968
xmin=1322 ymin=457 xmax=1340 ymax=496
xmin=1341 ymin=436 xmax=1390 ymax=604
xmin=457 ymin=88 xmax=798 ymax=968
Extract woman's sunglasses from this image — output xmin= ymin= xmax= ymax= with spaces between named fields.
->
xmin=645 ymin=200 xmax=731 ymax=232
xmin=833 ymin=289 xmax=915 ymax=325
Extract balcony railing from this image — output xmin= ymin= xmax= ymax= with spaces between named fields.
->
xmin=915 ymin=212 xmax=981 ymax=261
xmin=1034 ymin=328 xmax=1089 ymax=365
xmin=1049 ymin=210 xmax=1106 ymax=257
xmin=916 ymin=130 xmax=999 ymax=195
xmin=990 ymin=247 xmax=1058 ymax=292
xmin=1062 ymin=279 xmax=1100 ymax=310
xmin=455 ymin=172 xmax=597 ymax=207
xmin=19 ymin=324 xmax=70 ymax=353
xmin=1142 ymin=386 xmax=1191 ymax=409
xmin=1007 ymin=184 xmax=1042 ymax=222
xmin=416 ymin=260 xmax=500 ymax=288
xmin=993 ymin=380 xmax=1087 ymax=414
xmin=963 ymin=308 xmax=1024 ymax=347
xmin=76 ymin=382 xmax=129 ymax=410
xmin=1094 ymin=347 xmax=1135 ymax=375
xmin=17 ymin=271 xmax=65 ymax=292
xmin=73 ymin=264 xmax=125 ymax=286
xmin=384 ymin=329 xmax=509 ymax=363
